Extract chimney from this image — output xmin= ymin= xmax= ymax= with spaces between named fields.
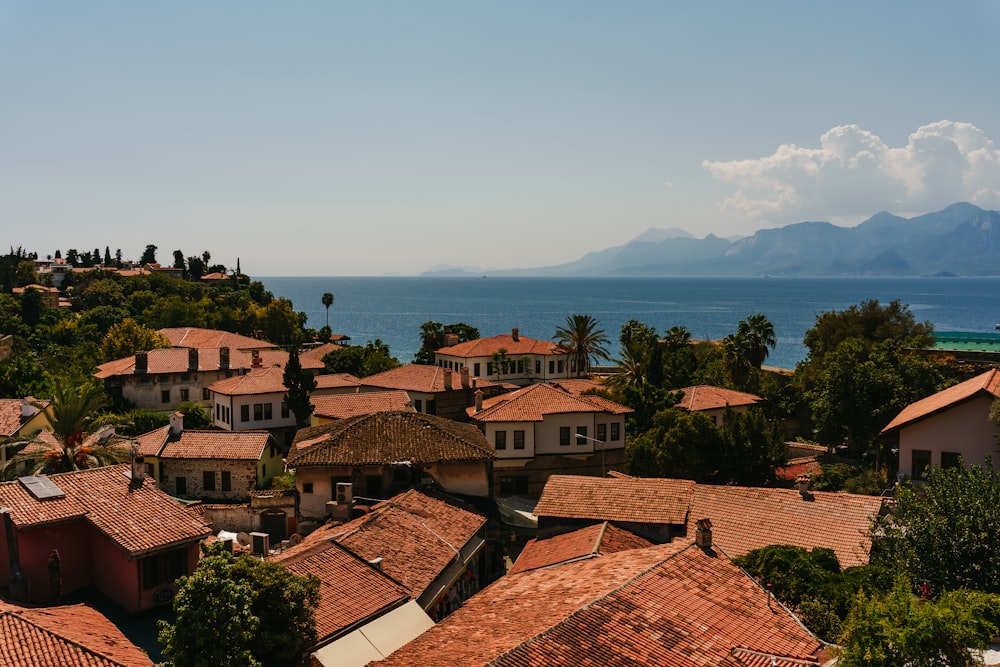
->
xmin=219 ymin=346 xmax=230 ymax=370
xmin=130 ymin=444 xmax=145 ymax=482
xmin=460 ymin=366 xmax=470 ymax=388
xmin=474 ymin=389 xmax=483 ymax=413
xmin=187 ymin=348 xmax=199 ymax=372
xmin=135 ymin=351 xmax=148 ymax=374
xmin=251 ymin=350 xmax=262 ymax=369
xmin=368 ymin=557 xmax=384 ymax=571
xmin=443 ymin=333 xmax=459 ymax=347
xmin=444 ymin=368 xmax=453 ymax=390
xmin=170 ymin=411 xmax=184 ymax=436
xmin=797 ymin=474 xmax=811 ymax=499
xmin=511 ymin=327 xmax=519 ymax=342
xmin=695 ymin=518 xmax=713 ymax=550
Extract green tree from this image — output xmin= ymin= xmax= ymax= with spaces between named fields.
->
xmin=554 ymin=314 xmax=611 ymax=378
xmin=491 ymin=348 xmax=511 ymax=381
xmin=177 ymin=402 xmax=213 ymax=429
xmin=414 ymin=321 xmax=479 ymax=365
xmin=321 ymin=291 xmax=334 ymax=328
xmin=140 ymin=244 xmax=158 ymax=265
xmin=626 ymin=408 xmax=723 ymax=481
xmin=100 ymin=318 xmax=171 ymax=362
xmin=738 ymin=313 xmax=777 ymax=370
xmin=283 ymin=346 xmax=316 ymax=429
xmin=716 ymin=406 xmax=787 ymax=485
xmin=322 ymin=339 xmax=400 ymax=377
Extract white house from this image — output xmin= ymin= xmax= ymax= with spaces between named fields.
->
xmin=209 ymin=365 xmax=299 ymax=446
xmin=434 ymin=328 xmax=571 ymax=386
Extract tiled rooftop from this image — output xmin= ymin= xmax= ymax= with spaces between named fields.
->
xmin=676 ymin=385 xmax=764 ymax=412
xmin=377 ymin=542 xmax=822 ymax=666
xmin=882 ymin=368 xmax=1000 ymax=432
xmin=0 ymin=397 xmax=48 ymax=437
xmin=436 ymin=332 xmax=566 ymax=358
xmin=533 ymin=475 xmax=694 ymax=524
xmin=509 ymin=522 xmax=654 ymax=574
xmin=0 ymin=465 xmax=211 ymax=557
xmin=0 ymin=601 xmax=154 ymax=667
xmin=313 ymin=372 xmax=363 ymax=390
xmin=288 ymin=411 xmax=494 ymax=467
xmin=95 ymin=347 xmax=322 ymax=379
xmin=362 ymin=364 xmax=475 ymax=393
xmin=137 ymin=425 xmax=272 ymax=460
xmin=311 ymin=391 xmax=412 ymax=420
xmin=300 ymin=342 xmax=344 ymax=366
xmin=208 ymin=365 xmax=288 ymax=396
xmin=548 ymin=378 xmax=607 ymax=396
xmin=158 ymin=327 xmax=276 ymax=350
xmin=468 ymin=383 xmax=632 ymax=423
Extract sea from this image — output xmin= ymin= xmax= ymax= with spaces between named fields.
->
xmin=261 ymin=276 xmax=1000 ymax=371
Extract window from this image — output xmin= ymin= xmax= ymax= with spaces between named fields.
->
xmin=414 ymin=399 xmax=423 ymax=413
xmin=221 ymin=471 xmax=231 ymax=492
xmin=203 ymin=387 xmax=211 ymax=400
xmin=203 ymin=471 xmax=215 ymax=492
xmin=514 ymin=430 xmax=525 ymax=450
xmin=516 ymin=360 xmax=524 ymax=374
xmin=941 ymin=451 xmax=962 ymax=469
xmin=597 ymin=423 xmax=607 ymax=441
xmin=240 ymin=405 xmax=250 ymax=422
xmin=495 ymin=430 xmax=507 ymax=450
xmin=499 ymin=476 xmax=529 ymax=496
xmin=263 ymin=403 xmax=273 ymax=420
xmin=281 ymin=401 xmax=289 ymax=418
xmin=161 ymin=390 xmax=170 ymax=404
xmin=559 ymin=426 xmax=570 ymax=446
xmin=215 ymin=404 xmax=221 ymax=420
xmin=576 ymin=426 xmax=587 ymax=444
xmin=557 ymin=360 xmax=564 ymax=373
xmin=535 ymin=360 xmax=541 ymax=374
xmin=176 ymin=476 xmax=187 ymax=495
xmin=549 ymin=360 xmax=555 ymax=374
xmin=302 ymin=482 xmax=314 ymax=494
xmin=610 ymin=422 xmax=620 ymax=441
xmin=912 ymin=449 xmax=932 ymax=480
xmin=427 ymin=399 xmax=436 ymax=415
xmin=254 ymin=403 xmax=263 ymax=420
xmin=474 ymin=362 xmax=480 ymax=376
xmin=487 ymin=362 xmax=494 ymax=376
xmin=180 ymin=388 xmax=189 ymax=402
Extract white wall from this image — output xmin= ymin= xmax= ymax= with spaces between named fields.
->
xmin=898 ymin=395 xmax=1000 ymax=478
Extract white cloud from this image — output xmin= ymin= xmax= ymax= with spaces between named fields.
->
xmin=703 ymin=121 xmax=1000 ymax=222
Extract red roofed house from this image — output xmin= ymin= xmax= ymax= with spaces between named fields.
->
xmin=158 ymin=326 xmax=277 ymax=351
xmin=0 ymin=465 xmax=211 ymax=612
xmin=676 ymin=384 xmax=764 ymax=425
xmin=434 ymin=328 xmax=571 ymax=386
xmin=0 ymin=397 xmax=51 ymax=467
xmin=882 ymin=368 xmax=1000 ymax=481
xmin=287 ymin=411 xmax=495 ymax=522
xmin=360 ymin=364 xmax=501 ymax=420
xmin=311 ymin=390 xmax=413 ymax=424
xmin=209 ymin=365 xmax=304 ymax=447
xmin=136 ymin=412 xmax=284 ymax=501
xmin=467 ymin=383 xmax=633 ymax=497
xmin=374 ymin=540 xmax=825 ymax=667
xmin=0 ymin=600 xmax=154 ymax=666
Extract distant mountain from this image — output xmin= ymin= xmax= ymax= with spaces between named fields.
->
xmin=422 ymin=203 xmax=1000 ymax=277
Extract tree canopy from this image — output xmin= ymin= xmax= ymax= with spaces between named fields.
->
xmin=554 ymin=314 xmax=611 ymax=377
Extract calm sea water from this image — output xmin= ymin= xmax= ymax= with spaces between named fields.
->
xmin=261 ymin=276 xmax=1000 ymax=371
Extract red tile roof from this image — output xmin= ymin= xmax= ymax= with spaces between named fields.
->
xmin=378 ymin=542 xmax=822 ymax=666
xmin=0 ymin=397 xmax=49 ymax=437
xmin=882 ymin=368 xmax=1000 ymax=432
xmin=288 ymin=411 xmax=494 ymax=467
xmin=95 ymin=347 xmax=322 ymax=379
xmin=509 ymin=522 xmax=654 ymax=574
xmin=158 ymin=327 xmax=276 ymax=350
xmin=549 ymin=378 xmax=607 ymax=396
xmin=676 ymin=385 xmax=764 ymax=412
xmin=436 ymin=332 xmax=566 ymax=358
xmin=300 ymin=342 xmax=344 ymax=366
xmin=273 ymin=540 xmax=411 ymax=640
xmin=311 ymin=391 xmax=412 ymax=420
xmin=0 ymin=602 xmax=154 ymax=667
xmin=362 ymin=364 xmax=475 ymax=393
xmin=208 ymin=366 xmax=287 ymax=396
xmin=468 ymin=383 xmax=632 ymax=423
xmin=0 ymin=465 xmax=211 ymax=557
xmin=313 ymin=373 xmax=364 ymax=390
xmin=533 ymin=475 xmax=694 ymax=525
xmin=136 ymin=426 xmax=272 ymax=460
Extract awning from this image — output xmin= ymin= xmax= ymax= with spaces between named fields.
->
xmin=312 ymin=600 xmax=434 ymax=667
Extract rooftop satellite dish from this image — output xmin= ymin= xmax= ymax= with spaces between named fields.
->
xmin=236 ymin=532 xmax=251 ymax=547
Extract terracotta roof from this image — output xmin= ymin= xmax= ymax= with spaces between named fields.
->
xmin=288 ymin=411 xmax=494 ymax=467
xmin=0 ymin=465 xmax=212 ymax=557
xmin=509 ymin=522 xmax=654 ymax=574
xmin=300 ymin=342 xmax=344 ymax=366
xmin=0 ymin=397 xmax=49 ymax=437
xmin=273 ymin=540 xmax=411 ymax=640
xmin=0 ymin=602 xmax=154 ymax=667
xmin=378 ymin=542 xmax=822 ymax=666
xmin=313 ymin=373 xmax=363 ymax=390
xmin=549 ymin=378 xmax=607 ymax=396
xmin=468 ymin=383 xmax=633 ymax=423
xmin=95 ymin=347 xmax=322 ymax=379
xmin=534 ymin=474 xmax=694 ymax=525
xmin=157 ymin=327 xmax=276 ymax=350
xmin=676 ymin=385 xmax=764 ymax=412
xmin=137 ymin=427 xmax=272 ymax=460
xmin=361 ymin=364 xmax=474 ymax=393
xmin=325 ymin=488 xmax=486 ymax=599
xmin=208 ymin=366 xmax=288 ymax=396
xmin=436 ymin=332 xmax=566 ymax=358
xmin=311 ymin=391 xmax=412 ymax=420
xmin=689 ymin=483 xmax=883 ymax=568
xmin=882 ymin=368 xmax=1000 ymax=432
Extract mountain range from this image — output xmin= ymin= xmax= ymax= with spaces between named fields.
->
xmin=424 ymin=203 xmax=1000 ymax=277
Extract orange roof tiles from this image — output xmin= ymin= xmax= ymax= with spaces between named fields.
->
xmin=158 ymin=327 xmax=276 ymax=349
xmin=0 ymin=602 xmax=154 ymax=667
xmin=138 ymin=428 xmax=272 ymax=460
xmin=0 ymin=465 xmax=211 ymax=557
xmin=0 ymin=397 xmax=48 ymax=437
xmin=882 ymin=368 xmax=1000 ymax=432
xmin=313 ymin=373 xmax=363 ymax=390
xmin=436 ymin=332 xmax=566 ymax=358
xmin=549 ymin=378 xmax=607 ymax=396
xmin=362 ymin=364 xmax=474 ymax=393
xmin=300 ymin=342 xmax=344 ymax=366
xmin=311 ymin=391 xmax=412 ymax=420
xmin=676 ymin=385 xmax=764 ymax=412
xmin=288 ymin=411 xmax=494 ymax=467
xmin=534 ymin=475 xmax=695 ymax=525
xmin=509 ymin=522 xmax=654 ymax=574
xmin=468 ymin=383 xmax=632 ymax=423
xmin=208 ymin=366 xmax=287 ymax=396
xmin=378 ymin=542 xmax=822 ymax=667
xmin=95 ymin=348 xmax=322 ymax=379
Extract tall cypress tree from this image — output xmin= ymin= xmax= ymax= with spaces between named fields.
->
xmin=283 ymin=346 xmax=316 ymax=429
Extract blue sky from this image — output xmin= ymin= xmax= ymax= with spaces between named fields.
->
xmin=3 ymin=2 xmax=999 ymax=276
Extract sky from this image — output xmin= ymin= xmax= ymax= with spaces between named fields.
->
xmin=3 ymin=2 xmax=1000 ymax=276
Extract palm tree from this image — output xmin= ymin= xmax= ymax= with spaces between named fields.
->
xmin=606 ymin=344 xmax=648 ymax=390
xmin=321 ymin=292 xmax=334 ymax=328
xmin=722 ymin=333 xmax=752 ymax=388
xmin=738 ymin=313 xmax=777 ymax=369
xmin=554 ymin=314 xmax=611 ymax=378
xmin=0 ymin=383 xmax=127 ymax=480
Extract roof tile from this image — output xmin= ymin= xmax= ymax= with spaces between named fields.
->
xmin=468 ymin=383 xmax=632 ymax=423
xmin=310 ymin=391 xmax=412 ymax=420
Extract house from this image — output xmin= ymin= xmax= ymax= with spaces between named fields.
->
xmin=272 ymin=538 xmax=433 ymax=667
xmin=0 ymin=600 xmax=154 ymax=666
xmin=467 ymin=383 xmax=633 ymax=497
xmin=96 ymin=346 xmax=323 ymax=412
xmin=208 ymin=364 xmax=299 ymax=435
xmin=373 ymin=540 xmax=825 ymax=667
xmin=0 ymin=465 xmax=211 ymax=612
xmin=136 ymin=412 xmax=284 ymax=501
xmin=300 ymin=342 xmax=344 ymax=367
xmin=359 ymin=364 xmax=502 ymax=420
xmin=287 ymin=411 xmax=495 ymax=521
xmin=12 ymin=284 xmax=61 ymax=308
xmin=312 ymin=372 xmax=365 ymax=396
xmin=675 ymin=384 xmax=764 ymax=425
xmin=882 ymin=368 xmax=1000 ymax=480
xmin=0 ymin=397 xmax=51 ymax=443
xmin=311 ymin=391 xmax=413 ymax=424
xmin=434 ymin=328 xmax=571 ymax=386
